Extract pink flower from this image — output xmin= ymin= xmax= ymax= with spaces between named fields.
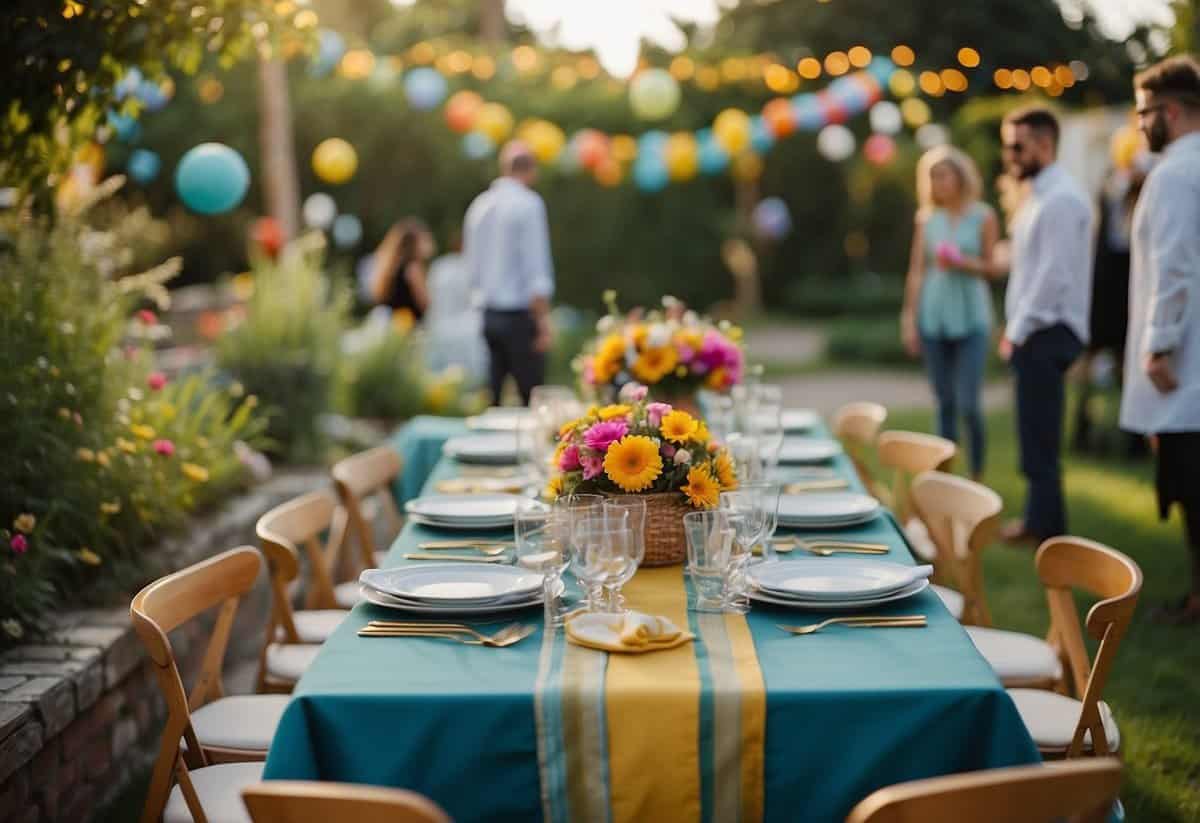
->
xmin=582 ymin=359 xmax=596 ymax=385
xmin=646 ymin=402 xmax=673 ymax=427
xmin=10 ymin=535 xmax=27 ymax=554
xmin=152 ymin=439 xmax=175 ymax=457
xmin=581 ymin=453 xmax=605 ymax=480
xmin=137 ymin=309 xmax=157 ymax=326
xmin=147 ymin=371 xmax=168 ymax=391
xmin=619 ymin=382 xmax=648 ymax=402
xmin=558 ymin=444 xmax=581 ymax=472
xmin=676 ymin=344 xmax=696 ymax=363
xmin=661 ymin=444 xmax=676 ymax=459
xmin=583 ymin=420 xmax=629 ymax=452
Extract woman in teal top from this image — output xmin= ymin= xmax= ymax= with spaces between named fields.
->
xmin=901 ymin=146 xmax=1006 ymax=479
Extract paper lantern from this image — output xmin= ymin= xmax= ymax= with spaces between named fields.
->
xmin=332 ymin=214 xmax=363 ymax=249
xmin=869 ymin=101 xmax=903 ymax=136
xmin=404 ymin=67 xmax=447 ymax=111
xmin=1110 ymin=126 xmax=1142 ymax=170
xmin=175 ymin=143 xmax=249 ymax=215
xmin=901 ymin=98 xmax=932 ymax=128
xmin=302 ymin=193 xmax=337 ymax=230
xmin=137 ymin=79 xmax=169 ymax=112
xmin=637 ymin=130 xmax=669 ymax=161
xmin=106 ymin=110 xmax=140 ymax=144
xmin=251 ymin=216 xmax=284 ymax=257
xmin=475 ymin=102 xmax=514 ymax=143
xmin=916 ymin=123 xmax=950 ymax=150
xmin=817 ymin=92 xmax=848 ymax=125
xmin=791 ymin=95 xmax=825 ymax=132
xmin=731 ymin=152 xmax=764 ymax=183
xmin=629 ymin=68 xmax=681 ymax=121
xmin=633 ymin=156 xmax=669 ymax=192
xmin=445 ymin=90 xmax=483 ymax=134
xmin=462 ymin=132 xmax=495 ymax=159
xmin=312 ymin=138 xmax=358 ymax=184
xmin=576 ymin=129 xmax=610 ymax=171
xmin=863 ymin=134 xmax=897 ymax=166
xmin=310 ymin=30 xmax=345 ymax=78
xmin=753 ymin=197 xmax=792 ymax=239
xmin=523 ymin=120 xmax=566 ymax=164
xmin=714 ymin=109 xmax=752 ymax=155
xmin=816 ymin=125 xmax=856 ymax=162
xmin=610 ymin=134 xmax=638 ymax=164
xmin=127 ymin=149 xmax=160 ymax=184
xmin=697 ymin=129 xmax=729 ymax=175
xmin=763 ymin=98 xmax=797 ymax=138
xmin=595 ymin=158 xmax=623 ymax=187
xmin=664 ymin=132 xmax=699 ymax=181
xmin=114 ymin=68 xmax=142 ymax=101
xmin=750 ymin=115 xmax=775 ymax=154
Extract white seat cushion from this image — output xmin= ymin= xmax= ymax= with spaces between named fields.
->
xmin=164 ymin=761 xmax=264 ymax=823
xmin=966 ymin=626 xmax=1064 ymax=683
xmin=931 ymin=584 xmax=964 ymax=619
xmin=265 ymin=643 xmax=321 ymax=683
xmin=275 ymin=609 xmax=349 ymax=643
xmin=374 ymin=550 xmax=388 ymax=568
xmin=1008 ymin=687 xmax=1121 ymax=752
xmin=189 ymin=695 xmax=289 ymax=752
xmin=335 ymin=580 xmax=364 ymax=609
xmin=903 ymin=517 xmax=938 ymax=561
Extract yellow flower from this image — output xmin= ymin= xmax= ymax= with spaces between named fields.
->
xmin=130 ymin=423 xmax=156 ymax=440
xmin=544 ymin=475 xmax=564 ymax=501
xmin=77 ymin=548 xmax=102 ymax=566
xmin=597 ymin=404 xmax=631 ymax=420
xmin=558 ymin=418 xmax=582 ymax=440
xmin=76 ymin=447 xmax=95 ymax=462
xmin=181 ymin=463 xmax=210 ymax=483
xmin=57 ymin=407 xmax=71 ymax=419
xmin=95 ymin=451 xmax=110 ymax=468
xmin=632 ymin=345 xmax=678 ymax=384
xmin=705 ymin=367 xmax=729 ymax=390
xmin=591 ymin=335 xmax=627 ymax=384
xmin=630 ymin=324 xmax=649 ymax=349
xmin=660 ymin=410 xmax=699 ymax=443
xmin=714 ymin=450 xmax=738 ymax=490
xmin=100 ymin=501 xmax=121 ymax=515
xmin=727 ymin=326 xmax=744 ymax=342
xmin=674 ymin=366 xmax=688 ymax=379
xmin=674 ymin=329 xmax=704 ymax=351
xmin=116 ymin=437 xmax=137 ymax=454
xmin=159 ymin=402 xmax=177 ymax=421
xmin=393 ymin=307 xmax=415 ymax=335
xmin=13 ymin=514 xmax=36 ymax=534
xmin=694 ymin=421 xmax=710 ymax=444
xmin=682 ymin=465 xmax=720 ymax=509
xmin=196 ymin=436 xmax=210 ymax=449
xmin=603 ymin=435 xmax=663 ymax=492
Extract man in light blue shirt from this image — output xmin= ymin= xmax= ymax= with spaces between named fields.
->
xmin=463 ymin=140 xmax=556 ymax=405
xmin=999 ymin=107 xmax=1095 ymax=544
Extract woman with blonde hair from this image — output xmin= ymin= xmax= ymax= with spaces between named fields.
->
xmin=370 ymin=218 xmax=431 ymax=322
xmin=900 ymin=145 xmax=1005 ymax=479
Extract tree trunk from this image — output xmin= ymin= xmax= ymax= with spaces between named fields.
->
xmin=479 ymin=0 xmax=506 ymax=43
xmin=257 ymin=57 xmax=300 ymax=242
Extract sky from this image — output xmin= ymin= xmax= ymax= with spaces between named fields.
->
xmin=502 ymin=0 xmax=1177 ymax=77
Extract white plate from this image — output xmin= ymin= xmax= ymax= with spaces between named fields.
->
xmin=749 ymin=559 xmax=920 ymax=600
xmin=361 ymin=586 xmax=541 ymax=615
xmin=749 ymin=579 xmax=929 ymax=611
xmin=406 ymin=493 xmax=524 ymax=521
xmin=779 ymin=516 xmax=882 ymax=530
xmin=778 ymin=492 xmax=880 ymax=522
xmin=781 ymin=409 xmax=821 ymax=432
xmin=361 ymin=563 xmax=542 ymax=601
xmin=778 ymin=438 xmax=843 ymax=464
xmin=407 ymin=514 xmax=512 ymax=532
xmin=443 ymin=434 xmax=522 ymax=464
xmin=466 ymin=408 xmax=531 ymax=432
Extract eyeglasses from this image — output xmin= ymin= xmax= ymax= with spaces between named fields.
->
xmin=1136 ymin=102 xmax=1166 ymax=119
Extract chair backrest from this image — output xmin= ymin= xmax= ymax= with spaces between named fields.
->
xmin=129 ymin=547 xmax=263 ymax=823
xmin=332 ymin=445 xmax=403 ymax=573
xmin=242 ymin=781 xmax=452 ymax=823
xmin=257 ymin=489 xmax=345 ymax=617
xmin=910 ymin=471 xmax=1003 ymax=626
xmin=845 ymin=759 xmax=1122 ymax=823
xmin=876 ymin=431 xmax=957 ymax=523
xmin=832 ymin=402 xmax=889 ymax=498
xmin=1036 ymin=537 xmax=1142 ymax=756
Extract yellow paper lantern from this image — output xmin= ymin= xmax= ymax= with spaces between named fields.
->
xmin=731 ymin=151 xmax=764 ymax=183
xmin=312 ymin=138 xmax=357 ymax=184
xmin=888 ymin=69 xmax=915 ymax=98
xmin=595 ymin=157 xmax=623 ymax=187
xmin=475 ymin=103 xmax=514 ymax=144
xmin=664 ymin=132 xmax=699 ymax=181
xmin=610 ymin=134 xmax=638 ymax=164
xmin=900 ymin=98 xmax=932 ymax=128
xmin=523 ymin=120 xmax=566 ymax=164
xmin=1110 ymin=126 xmax=1143 ymax=170
xmin=713 ymin=109 xmax=752 ymax=155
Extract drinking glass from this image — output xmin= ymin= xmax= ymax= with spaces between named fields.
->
xmin=720 ymin=487 xmax=770 ymax=612
xmin=571 ymin=511 xmax=635 ymax=614
xmin=739 ymin=481 xmax=782 ymax=564
xmin=705 ymin=394 xmax=738 ymax=443
xmin=514 ymin=500 xmax=571 ymax=628
xmin=554 ymin=494 xmax=604 ymax=609
xmin=602 ymin=496 xmax=647 ymax=612
xmin=683 ymin=509 xmax=736 ymax=613
xmin=750 ymin=403 xmax=784 ymax=479
xmin=725 ymin=432 xmax=762 ymax=484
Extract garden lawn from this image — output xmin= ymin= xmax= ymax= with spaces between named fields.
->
xmin=886 ymin=406 xmax=1200 ymax=823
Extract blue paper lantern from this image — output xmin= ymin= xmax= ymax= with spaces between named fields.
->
xmin=791 ymin=94 xmax=825 ymax=132
xmin=127 ymin=149 xmax=161 ymax=184
xmin=137 ymin=80 xmax=168 ymax=112
xmin=462 ymin=132 xmax=495 ymax=159
xmin=750 ymin=115 xmax=775 ymax=154
xmin=106 ymin=110 xmax=141 ymax=143
xmin=868 ymin=57 xmax=897 ymax=87
xmin=830 ymin=76 xmax=870 ymax=114
xmin=637 ymin=129 xmax=669 ymax=162
xmin=114 ymin=67 xmax=142 ymax=102
xmin=405 ymin=68 xmax=448 ymax=111
xmin=332 ymin=214 xmax=363 ymax=249
xmin=633 ymin=156 xmax=669 ymax=192
xmin=753 ymin=197 xmax=792 ymax=239
xmin=174 ymin=143 xmax=250 ymax=215
xmin=697 ymin=129 xmax=729 ymax=175
xmin=310 ymin=30 xmax=345 ymax=77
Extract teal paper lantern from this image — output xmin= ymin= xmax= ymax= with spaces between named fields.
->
xmin=127 ymin=149 xmax=160 ymax=184
xmin=174 ymin=143 xmax=250 ymax=215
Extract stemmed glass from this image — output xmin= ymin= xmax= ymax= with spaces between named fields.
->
xmin=571 ymin=510 xmax=636 ymax=614
xmin=514 ymin=500 xmax=571 ymax=628
xmin=725 ymin=432 xmax=762 ymax=484
xmin=705 ymin=394 xmax=738 ymax=443
xmin=602 ymin=496 xmax=647 ymax=612
xmin=683 ymin=509 xmax=736 ymax=613
xmin=739 ymin=481 xmax=782 ymax=563
xmin=750 ymin=404 xmax=784 ymax=480
xmin=554 ymin=493 xmax=604 ymax=609
xmin=720 ymin=487 xmax=770 ymax=613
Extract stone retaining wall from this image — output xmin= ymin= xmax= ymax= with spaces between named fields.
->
xmin=0 ymin=469 xmax=326 ymax=823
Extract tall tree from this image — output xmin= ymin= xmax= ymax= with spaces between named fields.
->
xmin=480 ymin=0 xmax=506 ymax=43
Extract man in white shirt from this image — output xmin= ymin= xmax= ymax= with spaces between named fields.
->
xmin=998 ymin=107 xmax=1095 ymax=544
xmin=463 ymin=140 xmax=556 ymax=405
xmin=1121 ymin=55 xmax=1200 ymax=624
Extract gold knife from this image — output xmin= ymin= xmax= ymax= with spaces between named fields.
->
xmin=784 ymin=480 xmax=851 ymax=493
xmin=419 ymin=540 xmax=511 ymax=549
xmin=404 ymin=552 xmax=505 ymax=564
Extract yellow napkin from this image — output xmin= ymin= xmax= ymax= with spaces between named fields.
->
xmin=566 ymin=611 xmax=695 ymax=654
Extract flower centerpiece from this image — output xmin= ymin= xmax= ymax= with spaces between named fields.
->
xmin=547 ymin=383 xmax=739 ymax=566
xmin=576 ymin=292 xmax=745 ymax=413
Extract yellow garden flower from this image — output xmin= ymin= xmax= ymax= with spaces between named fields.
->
xmin=705 ymin=367 xmax=729 ymax=390
xmin=694 ymin=421 xmax=711 ymax=444
xmin=558 ymin=418 xmax=583 ymax=440
xmin=77 ymin=548 xmax=102 ymax=566
xmin=76 ymin=447 xmax=95 ymax=462
xmin=100 ymin=501 xmax=121 ymax=515
xmin=660 ymin=410 xmax=699 ymax=443
xmin=181 ymin=463 xmax=210 ymax=483
xmin=597 ymin=404 xmax=631 ymax=420
xmin=13 ymin=514 xmax=36 ymax=534
xmin=631 ymin=345 xmax=678 ymax=384
xmin=591 ymin=335 xmax=627 ymax=383
xmin=95 ymin=451 xmax=110 ymax=468
xmin=130 ymin=423 xmax=156 ymax=440
xmin=674 ymin=329 xmax=704 ymax=351
xmin=682 ymin=465 xmax=720 ymax=509
xmin=713 ymin=451 xmax=738 ymax=490
xmin=116 ymin=437 xmax=137 ymax=454
xmin=603 ymin=435 xmax=663 ymax=493
xmin=544 ymin=474 xmax=564 ymax=501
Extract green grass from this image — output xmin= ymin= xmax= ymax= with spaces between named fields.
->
xmin=885 ymin=406 xmax=1200 ymax=822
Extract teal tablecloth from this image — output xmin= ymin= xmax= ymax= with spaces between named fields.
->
xmin=265 ymin=420 xmax=1040 ymax=821
xmin=388 ymin=415 xmax=469 ymax=504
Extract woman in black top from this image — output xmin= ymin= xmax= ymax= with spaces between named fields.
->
xmin=370 ymin=219 xmax=431 ymax=321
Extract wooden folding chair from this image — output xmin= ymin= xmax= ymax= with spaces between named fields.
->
xmin=876 ymin=431 xmax=957 ymax=525
xmin=331 ymin=445 xmax=404 ymax=574
xmin=831 ymin=401 xmax=888 ymax=499
xmin=1006 ymin=537 xmax=1142 ymax=758
xmin=909 ymin=470 xmax=1002 ymax=626
xmin=846 ymin=758 xmax=1122 ymax=823
xmin=130 ymin=547 xmax=289 ymax=823
xmin=242 ymin=781 xmax=451 ymax=823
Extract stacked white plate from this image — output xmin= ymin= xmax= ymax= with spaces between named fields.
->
xmin=404 ymin=493 xmax=522 ymax=530
xmin=466 ymin=407 xmax=531 ymax=433
xmin=443 ymin=433 xmax=522 ymax=465
xmin=778 ymin=438 xmax=843 ymax=464
xmin=748 ymin=559 xmax=931 ymax=610
xmin=781 ymin=408 xmax=821 ymax=433
xmin=360 ymin=564 xmax=543 ymax=614
xmin=777 ymin=492 xmax=881 ymax=529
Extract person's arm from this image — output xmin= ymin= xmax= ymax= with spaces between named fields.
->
xmin=405 ymin=260 xmax=431 ymax=314
xmin=959 ymin=207 xmax=1007 ymax=280
xmin=1141 ymin=175 xmax=1198 ymax=393
xmin=462 ymin=202 xmax=480 ymax=294
xmin=900 ymin=213 xmax=927 ymax=357
xmin=524 ymin=197 xmax=556 ymax=352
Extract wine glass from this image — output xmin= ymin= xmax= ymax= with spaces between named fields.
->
xmin=705 ymin=394 xmax=737 ymax=443
xmin=571 ymin=511 xmax=635 ymax=614
xmin=739 ymin=481 xmax=782 ymax=563
xmin=683 ymin=509 xmax=736 ymax=613
xmin=725 ymin=432 xmax=762 ymax=484
xmin=751 ymin=404 xmax=784 ymax=479
xmin=514 ymin=500 xmax=571 ymax=628
xmin=720 ymin=487 xmax=770 ymax=613
xmin=602 ymin=496 xmax=647 ymax=612
xmin=554 ymin=493 xmax=604 ymax=609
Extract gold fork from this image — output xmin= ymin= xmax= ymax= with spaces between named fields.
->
xmin=359 ymin=622 xmax=534 ymax=647
xmin=415 ymin=542 xmax=511 ymax=556
xmin=403 ymin=552 xmax=506 ymax=563
xmin=772 ymin=536 xmax=889 ymax=553
xmin=776 ymin=615 xmax=927 ymax=636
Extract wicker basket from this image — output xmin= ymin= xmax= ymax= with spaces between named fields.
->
xmin=622 ymin=491 xmax=693 ymax=566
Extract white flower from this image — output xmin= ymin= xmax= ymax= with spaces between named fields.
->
xmin=673 ymin=449 xmax=692 ymax=465
xmin=683 ymin=310 xmax=699 ymax=326
xmin=662 ymin=295 xmax=679 ymax=309
xmin=647 ymin=323 xmax=671 ymax=348
xmin=596 ymin=315 xmax=617 ymax=334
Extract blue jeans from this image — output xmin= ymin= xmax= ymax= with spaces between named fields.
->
xmin=921 ymin=331 xmax=988 ymax=477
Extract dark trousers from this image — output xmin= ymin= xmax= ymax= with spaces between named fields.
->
xmin=1011 ymin=324 xmax=1083 ymax=538
xmin=482 ymin=308 xmax=545 ymax=406
xmin=921 ymin=331 xmax=989 ymax=477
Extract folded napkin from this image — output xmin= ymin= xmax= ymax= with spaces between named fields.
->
xmin=909 ymin=564 xmax=935 ymax=582
xmin=566 ymin=611 xmax=695 ymax=654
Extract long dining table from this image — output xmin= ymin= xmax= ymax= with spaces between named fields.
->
xmin=262 ymin=414 xmax=1040 ymax=822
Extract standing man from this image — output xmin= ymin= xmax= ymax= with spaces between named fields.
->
xmin=1121 ymin=55 xmax=1200 ymax=624
xmin=998 ymin=107 xmax=1095 ymax=544
xmin=464 ymin=140 xmax=555 ymax=406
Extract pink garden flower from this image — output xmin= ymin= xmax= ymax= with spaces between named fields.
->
xmin=137 ymin=309 xmax=157 ymax=326
xmin=619 ymin=382 xmax=648 ymax=403
xmin=147 ymin=371 xmax=168 ymax=391
xmin=558 ymin=444 xmax=582 ymax=472
xmin=152 ymin=439 xmax=176 ymax=457
xmin=581 ymin=453 xmax=605 ymax=480
xmin=583 ymin=419 xmax=629 ymax=452
xmin=646 ymin=402 xmax=673 ymax=427
xmin=661 ymin=443 xmax=676 ymax=459
xmin=10 ymin=534 xmax=27 ymax=554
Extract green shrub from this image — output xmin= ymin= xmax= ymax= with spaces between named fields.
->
xmin=216 ymin=234 xmax=351 ymax=462
xmin=782 ymin=274 xmax=905 ymax=318
xmin=824 ymin=316 xmax=911 ymax=367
